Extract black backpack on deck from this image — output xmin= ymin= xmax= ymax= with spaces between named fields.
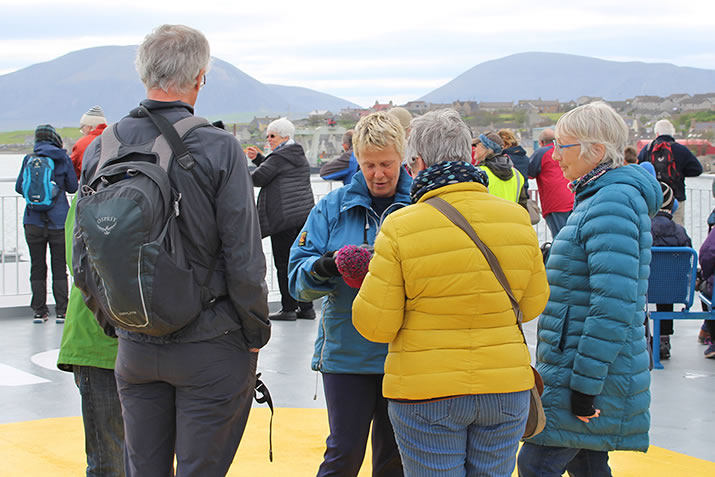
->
xmin=74 ymin=107 xmax=216 ymax=336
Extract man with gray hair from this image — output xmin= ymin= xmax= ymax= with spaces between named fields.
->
xmin=75 ymin=24 xmax=269 ymax=476
xmin=638 ymin=118 xmax=702 ymax=225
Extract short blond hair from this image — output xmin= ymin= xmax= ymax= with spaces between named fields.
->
xmin=353 ymin=112 xmax=405 ymax=159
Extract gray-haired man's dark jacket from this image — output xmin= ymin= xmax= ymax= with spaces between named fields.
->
xmin=75 ymin=99 xmax=270 ymax=348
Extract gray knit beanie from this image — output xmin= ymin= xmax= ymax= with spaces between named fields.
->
xmin=80 ymin=105 xmax=107 ymax=127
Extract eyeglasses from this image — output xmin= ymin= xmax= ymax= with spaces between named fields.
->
xmin=200 ymin=75 xmax=206 ymax=89
xmin=552 ymin=139 xmax=580 ymax=152
xmin=266 ymin=134 xmax=276 ymax=139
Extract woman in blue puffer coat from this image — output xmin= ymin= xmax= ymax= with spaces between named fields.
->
xmin=518 ymin=102 xmax=662 ymax=477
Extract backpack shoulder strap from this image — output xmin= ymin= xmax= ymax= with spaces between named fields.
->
xmin=98 ymin=124 xmax=122 ymax=170
xmin=151 ymin=116 xmax=211 ymax=171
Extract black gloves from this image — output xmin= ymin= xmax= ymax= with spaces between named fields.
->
xmin=313 ymin=251 xmax=340 ymax=277
xmin=571 ymin=390 xmax=596 ymax=417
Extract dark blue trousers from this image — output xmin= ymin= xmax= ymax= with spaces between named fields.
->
xmin=518 ymin=442 xmax=612 ymax=477
xmin=115 ymin=332 xmax=257 ymax=477
xmin=318 ymin=373 xmax=403 ymax=477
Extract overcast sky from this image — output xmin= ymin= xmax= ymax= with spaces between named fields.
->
xmin=1 ymin=0 xmax=714 ymax=107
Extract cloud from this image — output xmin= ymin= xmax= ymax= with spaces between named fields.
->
xmin=0 ymin=0 xmax=713 ymax=106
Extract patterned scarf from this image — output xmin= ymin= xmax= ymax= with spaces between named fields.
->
xmin=569 ymin=161 xmax=614 ymax=194
xmin=410 ymin=161 xmax=489 ymax=203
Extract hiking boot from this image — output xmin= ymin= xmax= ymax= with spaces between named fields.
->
xmin=56 ymin=314 xmax=65 ymax=324
xmin=269 ymin=310 xmax=297 ymax=321
xmin=705 ymin=344 xmax=715 ymax=359
xmin=660 ymin=336 xmax=671 ymax=360
xmin=698 ymin=324 xmax=711 ymax=345
xmin=296 ymin=308 xmax=316 ymax=320
xmin=33 ymin=313 xmax=48 ymax=324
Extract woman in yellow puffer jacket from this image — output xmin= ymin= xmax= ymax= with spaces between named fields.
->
xmin=353 ymin=109 xmax=550 ymax=477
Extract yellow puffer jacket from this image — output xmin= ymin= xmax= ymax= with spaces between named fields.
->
xmin=353 ymin=182 xmax=550 ymax=400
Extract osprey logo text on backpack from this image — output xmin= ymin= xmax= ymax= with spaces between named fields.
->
xmin=650 ymin=140 xmax=681 ymax=190
xmin=22 ymin=155 xmax=59 ymax=211
xmin=73 ymin=110 xmax=215 ymax=336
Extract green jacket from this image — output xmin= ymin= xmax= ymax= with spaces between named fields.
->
xmin=57 ymin=195 xmax=118 ymax=372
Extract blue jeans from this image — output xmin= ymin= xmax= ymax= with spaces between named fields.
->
xmin=544 ymin=211 xmax=571 ymax=239
xmin=73 ymin=365 xmax=125 ymax=477
xmin=388 ymin=392 xmax=529 ymax=477
xmin=517 ymin=442 xmax=612 ymax=477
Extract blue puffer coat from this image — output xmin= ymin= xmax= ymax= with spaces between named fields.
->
xmin=288 ymin=168 xmax=412 ymax=373
xmin=527 ymin=164 xmax=661 ymax=452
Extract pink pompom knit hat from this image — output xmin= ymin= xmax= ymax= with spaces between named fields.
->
xmin=334 ymin=245 xmax=372 ymax=289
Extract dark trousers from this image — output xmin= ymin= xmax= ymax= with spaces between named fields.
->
xmin=74 ymin=365 xmax=125 ymax=477
xmin=544 ymin=211 xmax=571 ymax=239
xmin=114 ymin=333 xmax=257 ymax=477
xmin=656 ymin=304 xmax=674 ymax=335
xmin=700 ymin=301 xmax=715 ymax=337
xmin=518 ymin=442 xmax=612 ymax=477
xmin=24 ymin=224 xmax=68 ymax=315
xmin=318 ymin=373 xmax=403 ymax=477
xmin=271 ymin=226 xmax=313 ymax=312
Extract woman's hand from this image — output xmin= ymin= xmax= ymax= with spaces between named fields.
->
xmin=245 ymin=146 xmax=259 ymax=160
xmin=577 ymin=409 xmax=601 ymax=423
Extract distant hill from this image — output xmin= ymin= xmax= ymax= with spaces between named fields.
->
xmin=421 ymin=52 xmax=715 ymax=103
xmin=0 ymin=46 xmax=360 ymax=131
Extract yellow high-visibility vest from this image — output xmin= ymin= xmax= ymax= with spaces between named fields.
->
xmin=479 ymin=166 xmax=524 ymax=203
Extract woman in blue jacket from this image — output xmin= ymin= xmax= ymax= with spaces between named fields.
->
xmin=518 ymin=102 xmax=661 ymax=477
xmin=289 ymin=112 xmax=410 ymax=477
xmin=16 ymin=125 xmax=78 ymax=323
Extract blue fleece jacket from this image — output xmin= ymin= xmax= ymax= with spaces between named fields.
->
xmin=288 ymin=169 xmax=412 ymax=373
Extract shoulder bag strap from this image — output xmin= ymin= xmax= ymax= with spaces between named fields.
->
xmin=425 ymin=196 xmax=526 ymax=341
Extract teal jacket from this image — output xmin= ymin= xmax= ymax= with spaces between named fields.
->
xmin=288 ymin=169 xmax=412 ymax=374
xmin=527 ymin=164 xmax=661 ymax=452
xmin=57 ymin=196 xmax=118 ymax=371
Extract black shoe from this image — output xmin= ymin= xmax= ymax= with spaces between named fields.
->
xmin=269 ymin=310 xmax=297 ymax=321
xmin=56 ymin=314 xmax=66 ymax=324
xmin=296 ymin=308 xmax=316 ymax=320
xmin=33 ymin=312 xmax=48 ymax=324
xmin=659 ymin=336 xmax=671 ymax=360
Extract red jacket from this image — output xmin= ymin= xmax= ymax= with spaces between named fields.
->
xmin=70 ymin=124 xmax=107 ymax=179
xmin=527 ymin=145 xmax=574 ymax=216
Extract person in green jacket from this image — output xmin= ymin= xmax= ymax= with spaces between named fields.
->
xmin=57 ymin=195 xmax=125 ymax=477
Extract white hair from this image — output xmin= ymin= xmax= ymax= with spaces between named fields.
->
xmin=267 ymin=117 xmax=295 ymax=139
xmin=555 ymin=101 xmax=629 ymax=167
xmin=654 ymin=119 xmax=676 ymax=137
xmin=405 ymin=109 xmax=471 ymax=168
xmin=135 ymin=24 xmax=211 ymax=95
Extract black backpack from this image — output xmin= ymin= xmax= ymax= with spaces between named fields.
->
xmin=73 ymin=107 xmax=216 ymax=336
xmin=649 ymin=139 xmax=681 ymax=190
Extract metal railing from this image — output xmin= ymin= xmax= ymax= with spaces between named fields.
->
xmin=1 ymin=178 xmax=712 ymax=298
